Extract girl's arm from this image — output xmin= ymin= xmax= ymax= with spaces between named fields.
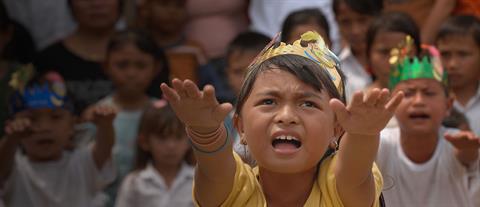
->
xmin=329 ymin=88 xmax=404 ymax=207
xmin=0 ymin=118 xmax=31 ymax=184
xmin=160 ymin=79 xmax=235 ymax=207
xmin=445 ymin=131 xmax=480 ymax=167
xmin=421 ymin=0 xmax=455 ymax=44
xmin=91 ymin=106 xmax=117 ymax=169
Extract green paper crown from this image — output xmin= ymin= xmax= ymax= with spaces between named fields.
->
xmin=389 ymin=36 xmax=448 ymax=89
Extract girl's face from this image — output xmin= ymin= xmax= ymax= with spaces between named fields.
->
xmin=18 ymin=108 xmax=75 ymax=161
xmin=106 ymin=43 xmax=158 ymax=96
xmin=335 ymin=2 xmax=373 ymax=54
xmin=142 ymin=133 xmax=190 ymax=168
xmin=369 ymin=31 xmax=407 ymax=87
xmin=71 ymin=0 xmax=119 ymax=30
xmin=235 ymin=69 xmax=337 ymax=174
xmin=393 ymin=79 xmax=452 ymax=135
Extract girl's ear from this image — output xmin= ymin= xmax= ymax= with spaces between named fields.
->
xmin=233 ymin=113 xmax=244 ymax=137
xmin=137 ymin=134 xmax=150 ymax=152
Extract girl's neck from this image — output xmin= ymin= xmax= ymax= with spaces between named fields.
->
xmin=258 ymin=166 xmax=316 ymax=207
xmin=64 ymin=27 xmax=114 ymax=62
xmin=452 ymin=82 xmax=479 ymax=106
xmin=153 ymin=162 xmax=182 ymax=189
xmin=400 ymin=129 xmax=439 ymax=163
xmin=113 ymin=93 xmax=149 ymax=111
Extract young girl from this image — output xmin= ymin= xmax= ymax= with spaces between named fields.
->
xmin=87 ymin=30 xmax=169 ymax=205
xmin=160 ymin=31 xmax=403 ymax=206
xmin=366 ymin=12 xmax=421 ymax=91
xmin=0 ymin=69 xmax=116 ymax=207
xmin=115 ymin=101 xmax=193 ymax=207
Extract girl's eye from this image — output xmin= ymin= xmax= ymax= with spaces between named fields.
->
xmin=261 ymin=99 xmax=275 ymax=105
xmin=301 ymin=101 xmax=316 ymax=108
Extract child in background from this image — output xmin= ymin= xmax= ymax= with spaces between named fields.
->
xmin=88 ymin=30 xmax=166 ymax=206
xmin=223 ymin=31 xmax=270 ymax=164
xmin=436 ymin=15 xmax=480 ymax=136
xmin=281 ymin=8 xmax=332 ymax=47
xmin=376 ymin=38 xmax=480 ymax=207
xmin=115 ymin=101 xmax=193 ymax=207
xmin=366 ymin=12 xmax=421 ymax=91
xmin=333 ymin=0 xmax=383 ymax=102
xmin=224 ymin=31 xmax=271 ymax=103
xmin=0 ymin=69 xmax=116 ymax=207
xmin=137 ymin=0 xmax=206 ymax=83
xmin=160 ymin=31 xmax=402 ymax=206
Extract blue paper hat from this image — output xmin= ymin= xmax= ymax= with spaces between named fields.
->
xmin=9 ymin=66 xmax=74 ymax=114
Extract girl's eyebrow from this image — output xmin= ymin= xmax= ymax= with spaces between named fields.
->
xmin=255 ymin=90 xmax=323 ymax=100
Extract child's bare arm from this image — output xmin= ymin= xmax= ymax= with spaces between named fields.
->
xmin=0 ymin=118 xmax=31 ymax=184
xmin=161 ymin=79 xmax=235 ymax=207
xmin=91 ymin=106 xmax=116 ymax=170
xmin=421 ymin=0 xmax=455 ymax=44
xmin=330 ymin=88 xmax=404 ymax=207
xmin=445 ymin=131 xmax=480 ymax=167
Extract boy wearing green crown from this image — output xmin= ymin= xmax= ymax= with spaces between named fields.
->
xmin=375 ymin=38 xmax=480 ymax=207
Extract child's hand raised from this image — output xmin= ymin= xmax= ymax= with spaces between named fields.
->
xmin=91 ymin=105 xmax=117 ymax=128
xmin=4 ymin=118 xmax=32 ymax=140
xmin=445 ymin=131 xmax=480 ymax=150
xmin=330 ymin=88 xmax=404 ymax=136
xmin=160 ymin=79 xmax=233 ymax=133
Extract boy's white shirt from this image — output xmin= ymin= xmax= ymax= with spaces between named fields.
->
xmin=453 ymin=83 xmax=480 ymax=136
xmin=115 ymin=162 xmax=194 ymax=207
xmin=376 ymin=127 xmax=478 ymax=207
xmin=2 ymin=146 xmax=115 ymax=207
xmin=339 ymin=46 xmax=372 ymax=103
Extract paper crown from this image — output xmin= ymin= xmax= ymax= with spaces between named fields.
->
xmin=389 ymin=36 xmax=448 ymax=89
xmin=248 ymin=31 xmax=343 ymax=95
xmin=9 ymin=65 xmax=74 ymax=114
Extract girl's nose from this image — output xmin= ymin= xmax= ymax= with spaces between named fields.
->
xmin=274 ymin=104 xmax=299 ymax=125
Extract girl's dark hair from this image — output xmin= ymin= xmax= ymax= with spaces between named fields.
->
xmin=226 ymin=31 xmax=271 ymax=58
xmin=133 ymin=103 xmax=187 ymax=171
xmin=366 ymin=12 xmax=421 ymax=58
xmin=436 ymin=15 xmax=480 ymax=46
xmin=107 ymin=29 xmax=170 ymax=98
xmin=281 ymin=8 xmax=330 ymax=42
xmin=235 ymin=54 xmax=346 ymax=115
xmin=332 ymin=0 xmax=383 ymax=16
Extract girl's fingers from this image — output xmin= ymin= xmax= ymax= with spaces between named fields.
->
xmin=376 ymin=88 xmax=391 ymax=107
xmin=203 ymin=85 xmax=218 ymax=105
xmin=184 ymin=80 xmax=201 ymax=99
xmin=160 ymin=83 xmax=180 ymax=103
xmin=364 ymin=88 xmax=381 ymax=107
xmin=349 ymin=91 xmax=364 ymax=109
xmin=171 ymin=79 xmax=187 ymax=98
xmin=330 ymin=98 xmax=349 ymax=124
xmin=213 ymin=103 xmax=234 ymax=122
xmin=386 ymin=91 xmax=404 ymax=113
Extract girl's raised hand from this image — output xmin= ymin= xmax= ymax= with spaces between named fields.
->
xmin=329 ymin=88 xmax=404 ymax=136
xmin=160 ymin=79 xmax=233 ymax=133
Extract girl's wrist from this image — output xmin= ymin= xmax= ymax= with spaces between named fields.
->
xmin=186 ymin=124 xmax=229 ymax=154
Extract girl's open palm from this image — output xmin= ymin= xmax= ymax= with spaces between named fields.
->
xmin=330 ymin=88 xmax=404 ymax=136
xmin=160 ymin=79 xmax=233 ymax=132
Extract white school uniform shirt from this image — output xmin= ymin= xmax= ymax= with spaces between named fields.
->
xmin=453 ymin=84 xmax=480 ymax=136
xmin=376 ymin=127 xmax=477 ymax=207
xmin=339 ymin=47 xmax=372 ymax=103
xmin=115 ymin=162 xmax=194 ymax=207
xmin=2 ymin=147 xmax=115 ymax=207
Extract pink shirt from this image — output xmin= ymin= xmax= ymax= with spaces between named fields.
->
xmin=185 ymin=0 xmax=248 ymax=59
